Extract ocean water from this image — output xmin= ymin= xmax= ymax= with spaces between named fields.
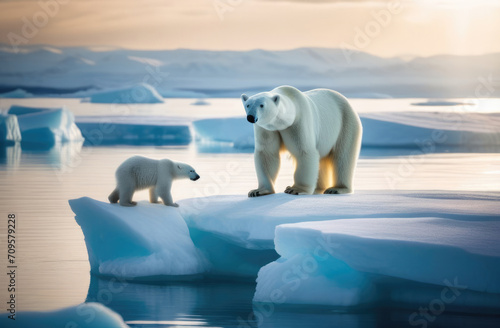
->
xmin=1 ymin=98 xmax=500 ymax=327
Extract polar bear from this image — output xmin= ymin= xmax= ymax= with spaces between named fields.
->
xmin=241 ymin=85 xmax=362 ymax=197
xmin=108 ymin=156 xmax=200 ymax=207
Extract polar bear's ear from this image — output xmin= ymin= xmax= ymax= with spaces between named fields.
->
xmin=241 ymin=94 xmax=249 ymax=103
xmin=272 ymin=95 xmax=280 ymax=106
xmin=177 ymin=165 xmax=182 ymax=170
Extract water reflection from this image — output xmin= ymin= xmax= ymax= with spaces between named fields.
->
xmin=86 ymin=276 xmax=500 ymax=328
xmin=0 ymin=140 xmax=83 ymax=169
xmin=0 ymin=142 xmax=21 ymax=167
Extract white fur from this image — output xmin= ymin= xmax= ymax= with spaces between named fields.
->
xmin=108 ymin=156 xmax=200 ymax=207
xmin=241 ymin=86 xmax=362 ymax=197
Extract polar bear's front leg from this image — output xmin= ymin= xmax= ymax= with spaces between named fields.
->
xmin=249 ymin=128 xmax=281 ymax=197
xmin=249 ymin=150 xmax=281 ymax=197
xmin=157 ymin=183 xmax=178 ymax=207
xmin=285 ymin=151 xmax=319 ymax=195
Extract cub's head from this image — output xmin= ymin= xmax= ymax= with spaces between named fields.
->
xmin=176 ymin=163 xmax=200 ymax=181
xmin=241 ymin=92 xmax=281 ymax=129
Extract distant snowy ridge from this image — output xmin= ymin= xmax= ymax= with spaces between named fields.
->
xmin=1 ymin=45 xmax=499 ymax=98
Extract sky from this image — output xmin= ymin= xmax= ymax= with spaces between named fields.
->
xmin=0 ymin=0 xmax=499 ymax=57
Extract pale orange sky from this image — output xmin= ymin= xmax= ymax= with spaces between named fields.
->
xmin=1 ymin=0 xmax=499 ymax=57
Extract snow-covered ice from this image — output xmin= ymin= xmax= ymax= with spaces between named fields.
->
xmin=70 ymin=190 xmax=500 ymax=309
xmin=255 ymin=217 xmax=500 ymax=308
xmin=0 ymin=88 xmax=33 ymax=98
xmin=87 ymin=83 xmax=164 ymax=104
xmin=0 ymin=303 xmax=129 ymax=328
xmin=75 ymin=115 xmax=192 ymax=145
xmin=69 ymin=197 xmax=207 ymax=279
xmin=193 ymin=118 xmax=255 ymax=148
xmin=191 ymin=98 xmax=211 ymax=106
xmin=7 ymin=105 xmax=83 ymax=146
xmin=192 ymin=112 xmax=500 ymax=149
xmin=0 ymin=114 xmax=21 ymax=144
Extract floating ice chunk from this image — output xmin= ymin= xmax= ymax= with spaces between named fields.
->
xmin=75 ymin=116 xmax=192 ymax=145
xmin=178 ymin=191 xmax=500 ymax=279
xmin=191 ymin=99 xmax=211 ymax=106
xmin=255 ymin=217 xmax=500 ymax=308
xmin=0 ymin=302 xmax=129 ymax=328
xmin=0 ymin=114 xmax=21 ymax=144
xmin=0 ymin=88 xmax=33 ymax=98
xmin=69 ymin=197 xmax=207 ymax=280
xmin=8 ymin=105 xmax=83 ymax=146
xmin=192 ymin=112 xmax=500 ymax=149
xmin=193 ymin=117 xmax=253 ymax=148
xmin=361 ymin=112 xmax=500 ymax=147
xmin=87 ymin=83 xmax=164 ymax=104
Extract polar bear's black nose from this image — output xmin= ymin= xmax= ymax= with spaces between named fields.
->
xmin=192 ymin=174 xmax=200 ymax=181
xmin=247 ymin=115 xmax=257 ymax=123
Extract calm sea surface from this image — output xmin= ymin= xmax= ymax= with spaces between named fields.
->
xmin=1 ymin=98 xmax=499 ymax=327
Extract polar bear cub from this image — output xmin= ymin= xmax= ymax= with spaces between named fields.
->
xmin=108 ymin=156 xmax=200 ymax=207
xmin=241 ymin=85 xmax=362 ymax=197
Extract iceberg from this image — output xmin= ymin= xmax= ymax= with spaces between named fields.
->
xmin=70 ymin=191 xmax=500 ymax=310
xmin=0 ymin=88 xmax=33 ymax=98
xmin=7 ymin=105 xmax=84 ymax=146
xmin=0 ymin=114 xmax=21 ymax=145
xmin=191 ymin=98 xmax=211 ymax=106
xmin=193 ymin=117 xmax=255 ymax=149
xmin=75 ymin=116 xmax=192 ymax=146
xmin=255 ymin=217 xmax=500 ymax=309
xmin=69 ymin=197 xmax=207 ymax=280
xmin=0 ymin=303 xmax=129 ymax=328
xmin=192 ymin=112 xmax=500 ymax=149
xmin=87 ymin=83 xmax=164 ymax=104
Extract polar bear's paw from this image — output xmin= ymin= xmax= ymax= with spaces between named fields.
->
xmin=284 ymin=186 xmax=310 ymax=195
xmin=248 ymin=188 xmax=274 ymax=197
xmin=120 ymin=201 xmax=137 ymax=207
xmin=324 ymin=187 xmax=352 ymax=194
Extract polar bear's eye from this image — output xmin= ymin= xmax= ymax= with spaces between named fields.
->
xmin=260 ymin=104 xmax=264 ymax=108
xmin=246 ymin=105 xmax=249 ymax=108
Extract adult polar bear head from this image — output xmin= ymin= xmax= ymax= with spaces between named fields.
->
xmin=241 ymin=92 xmax=296 ymax=131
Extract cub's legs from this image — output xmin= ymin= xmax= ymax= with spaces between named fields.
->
xmin=118 ymin=180 xmax=137 ymax=206
xmin=108 ymin=188 xmax=120 ymax=203
xmin=156 ymin=183 xmax=178 ymax=207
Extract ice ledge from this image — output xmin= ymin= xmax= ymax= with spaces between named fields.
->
xmin=69 ymin=197 xmax=207 ymax=279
